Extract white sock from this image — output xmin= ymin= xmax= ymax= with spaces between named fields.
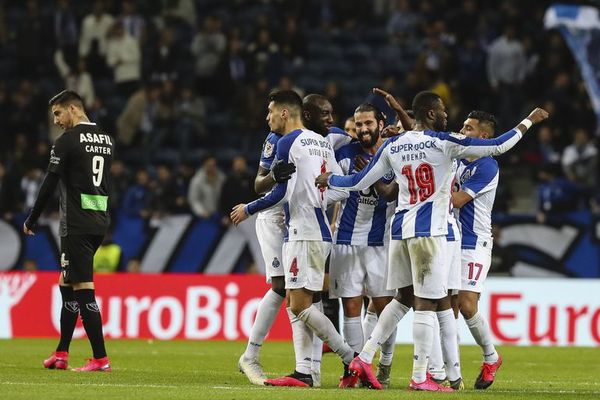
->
xmin=362 ymin=311 xmax=378 ymax=343
xmin=311 ymin=301 xmax=324 ymax=374
xmin=466 ymin=312 xmax=498 ymax=363
xmin=287 ymin=307 xmax=312 ymax=375
xmin=412 ymin=310 xmax=435 ymax=383
xmin=243 ymin=289 xmax=284 ymax=360
xmin=297 ymin=305 xmax=354 ymax=364
xmin=437 ymin=309 xmax=461 ymax=381
xmin=343 ymin=315 xmax=364 ymax=353
xmin=379 ymin=326 xmax=397 ymax=366
xmin=428 ymin=313 xmax=445 ymax=380
xmin=360 ymin=299 xmax=409 ymax=364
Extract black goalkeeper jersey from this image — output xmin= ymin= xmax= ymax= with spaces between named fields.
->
xmin=47 ymin=122 xmax=114 ymax=236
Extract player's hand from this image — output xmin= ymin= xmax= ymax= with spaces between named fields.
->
xmin=23 ymin=221 xmax=35 ymax=236
xmin=354 ymin=155 xmax=369 ymax=172
xmin=525 ymin=108 xmax=549 ymax=125
xmin=230 ymin=204 xmax=249 ymax=226
xmin=381 ymin=125 xmax=401 ymax=138
xmin=270 ymin=160 xmax=296 ymax=183
xmin=373 ymin=88 xmax=403 ymax=113
xmin=315 ymin=172 xmax=332 ymax=189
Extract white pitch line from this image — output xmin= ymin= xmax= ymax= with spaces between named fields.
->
xmin=0 ymin=381 xmax=179 ymax=389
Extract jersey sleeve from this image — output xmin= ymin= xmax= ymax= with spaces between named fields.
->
xmin=259 ymin=132 xmax=279 ymax=170
xmin=434 ymin=128 xmax=523 ymax=160
xmin=246 ymin=132 xmax=298 ymax=215
xmin=328 ymin=138 xmax=394 ymax=191
xmin=47 ymin=134 xmax=70 ymax=176
xmin=461 ymin=159 xmax=499 ymax=198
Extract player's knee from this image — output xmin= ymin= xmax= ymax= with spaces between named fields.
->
xmin=459 ymin=299 xmax=478 ymax=320
xmin=342 ymin=298 xmax=362 ymax=317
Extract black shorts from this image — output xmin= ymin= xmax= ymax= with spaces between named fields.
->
xmin=60 ymin=234 xmax=104 ymax=284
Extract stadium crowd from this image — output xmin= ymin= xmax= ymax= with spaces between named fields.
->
xmin=0 ymin=0 xmax=597 ymax=237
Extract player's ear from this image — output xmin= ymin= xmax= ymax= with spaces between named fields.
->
xmin=303 ymin=109 xmax=311 ymax=121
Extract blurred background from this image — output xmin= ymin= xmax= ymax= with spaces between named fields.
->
xmin=0 ymin=0 xmax=598 ymax=279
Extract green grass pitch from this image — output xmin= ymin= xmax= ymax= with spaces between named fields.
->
xmin=1 ymin=339 xmax=598 ymax=399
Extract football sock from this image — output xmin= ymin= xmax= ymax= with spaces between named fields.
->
xmin=379 ymin=326 xmax=397 ymax=366
xmin=74 ymin=289 xmax=107 ymax=359
xmin=56 ymin=285 xmax=79 ymax=353
xmin=343 ymin=315 xmax=364 ymax=353
xmin=360 ymin=299 xmax=409 ymax=364
xmin=362 ymin=310 xmax=378 ymax=343
xmin=466 ymin=312 xmax=499 ymax=363
xmin=412 ymin=310 xmax=435 ymax=383
xmin=428 ymin=314 xmax=445 ymax=380
xmin=297 ymin=305 xmax=354 ymax=364
xmin=244 ymin=289 xmax=284 ymax=360
xmin=438 ymin=309 xmax=461 ymax=381
xmin=287 ymin=307 xmax=312 ymax=375
xmin=311 ymin=301 xmax=323 ymax=375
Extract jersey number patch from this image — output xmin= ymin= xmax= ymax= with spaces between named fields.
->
xmin=401 ymin=163 xmax=435 ymax=204
xmin=467 ymin=262 xmax=484 ymax=280
xmin=289 ymin=258 xmax=299 ymax=276
xmin=92 ymin=155 xmax=104 ymax=187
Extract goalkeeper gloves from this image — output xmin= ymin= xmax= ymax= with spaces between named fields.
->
xmin=270 ymin=159 xmax=296 ymax=183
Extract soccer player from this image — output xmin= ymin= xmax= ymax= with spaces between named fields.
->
xmin=24 ymin=90 xmax=113 ymax=372
xmin=328 ymin=103 xmax=397 ymax=388
xmin=316 ymin=91 xmax=548 ymax=391
xmin=238 ymin=128 xmax=296 ymax=384
xmin=452 ymin=110 xmax=503 ymax=389
xmin=231 ymin=90 xmax=356 ymax=388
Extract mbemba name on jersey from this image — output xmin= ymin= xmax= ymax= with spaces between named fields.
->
xmin=327 ymin=128 xmax=523 ymax=240
xmin=245 ymin=128 xmax=345 ymax=242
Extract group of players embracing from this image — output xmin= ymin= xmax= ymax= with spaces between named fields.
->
xmin=232 ymin=87 xmax=548 ymax=391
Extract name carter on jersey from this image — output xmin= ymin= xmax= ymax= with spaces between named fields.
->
xmin=80 ymin=133 xmax=113 ymax=154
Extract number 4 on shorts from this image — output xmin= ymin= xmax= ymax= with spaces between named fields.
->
xmin=289 ymin=258 xmax=299 ymax=276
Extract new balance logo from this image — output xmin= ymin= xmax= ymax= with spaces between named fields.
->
xmin=86 ymin=302 xmax=100 ymax=312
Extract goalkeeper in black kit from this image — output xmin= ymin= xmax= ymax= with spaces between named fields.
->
xmin=24 ymin=90 xmax=113 ymax=372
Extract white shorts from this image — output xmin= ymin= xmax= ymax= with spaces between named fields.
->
xmin=329 ymin=244 xmax=396 ymax=299
xmin=461 ymin=244 xmax=492 ymax=293
xmin=387 ymin=236 xmax=449 ymax=299
xmin=447 ymin=238 xmax=461 ymax=291
xmin=256 ymin=218 xmax=285 ymax=282
xmin=283 ymin=240 xmax=332 ymax=291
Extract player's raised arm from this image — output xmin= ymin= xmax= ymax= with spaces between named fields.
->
xmin=441 ymin=108 xmax=549 ymax=160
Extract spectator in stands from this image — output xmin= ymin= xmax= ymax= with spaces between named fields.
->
xmin=161 ymin=0 xmax=196 ymax=28
xmin=535 ymin=125 xmax=561 ymax=167
xmin=109 ymin=160 xmax=131 ymax=212
xmin=386 ymin=0 xmax=420 ymax=44
xmin=79 ymin=0 xmax=115 ymax=78
xmin=122 ymin=168 xmax=152 ymax=219
xmin=487 ymin=25 xmax=527 ymax=128
xmin=280 ymin=16 xmax=307 ymax=67
xmin=219 ymin=156 xmax=255 ymax=226
xmin=246 ymin=28 xmax=282 ymax=83
xmin=150 ymin=164 xmax=186 ymax=218
xmin=561 ymin=128 xmax=598 ymax=200
xmin=20 ymin=167 xmax=43 ymax=213
xmin=191 ymin=15 xmax=227 ymax=97
xmin=53 ymin=0 xmax=78 ymax=67
xmin=116 ymin=81 xmax=162 ymax=149
xmin=188 ymin=156 xmax=225 ymax=219
xmin=106 ymin=21 xmax=141 ymax=99
xmin=55 ymin=56 xmax=96 ymax=109
xmin=16 ymin=0 xmax=51 ymax=78
xmin=175 ymin=87 xmax=206 ymax=153
xmin=119 ymin=0 xmax=145 ymax=42
xmin=537 ymin=164 xmax=581 ymax=221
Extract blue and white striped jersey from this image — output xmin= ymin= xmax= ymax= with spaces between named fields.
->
xmin=257 ymin=131 xmax=284 ymax=221
xmin=327 ymin=128 xmax=522 ymax=240
xmin=455 ymin=157 xmax=499 ymax=249
xmin=334 ymin=142 xmax=395 ymax=246
xmin=246 ymin=129 xmax=343 ymax=242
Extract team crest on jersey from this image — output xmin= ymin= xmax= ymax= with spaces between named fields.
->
xmin=49 ymin=148 xmax=60 ymax=165
xmin=263 ymin=141 xmax=274 ymax=158
xmin=272 ymin=257 xmax=280 ymax=269
xmin=449 ymin=132 xmax=467 ymax=140
xmin=460 ymin=166 xmax=477 ymax=184
xmin=383 ymin=171 xmax=394 ymax=181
